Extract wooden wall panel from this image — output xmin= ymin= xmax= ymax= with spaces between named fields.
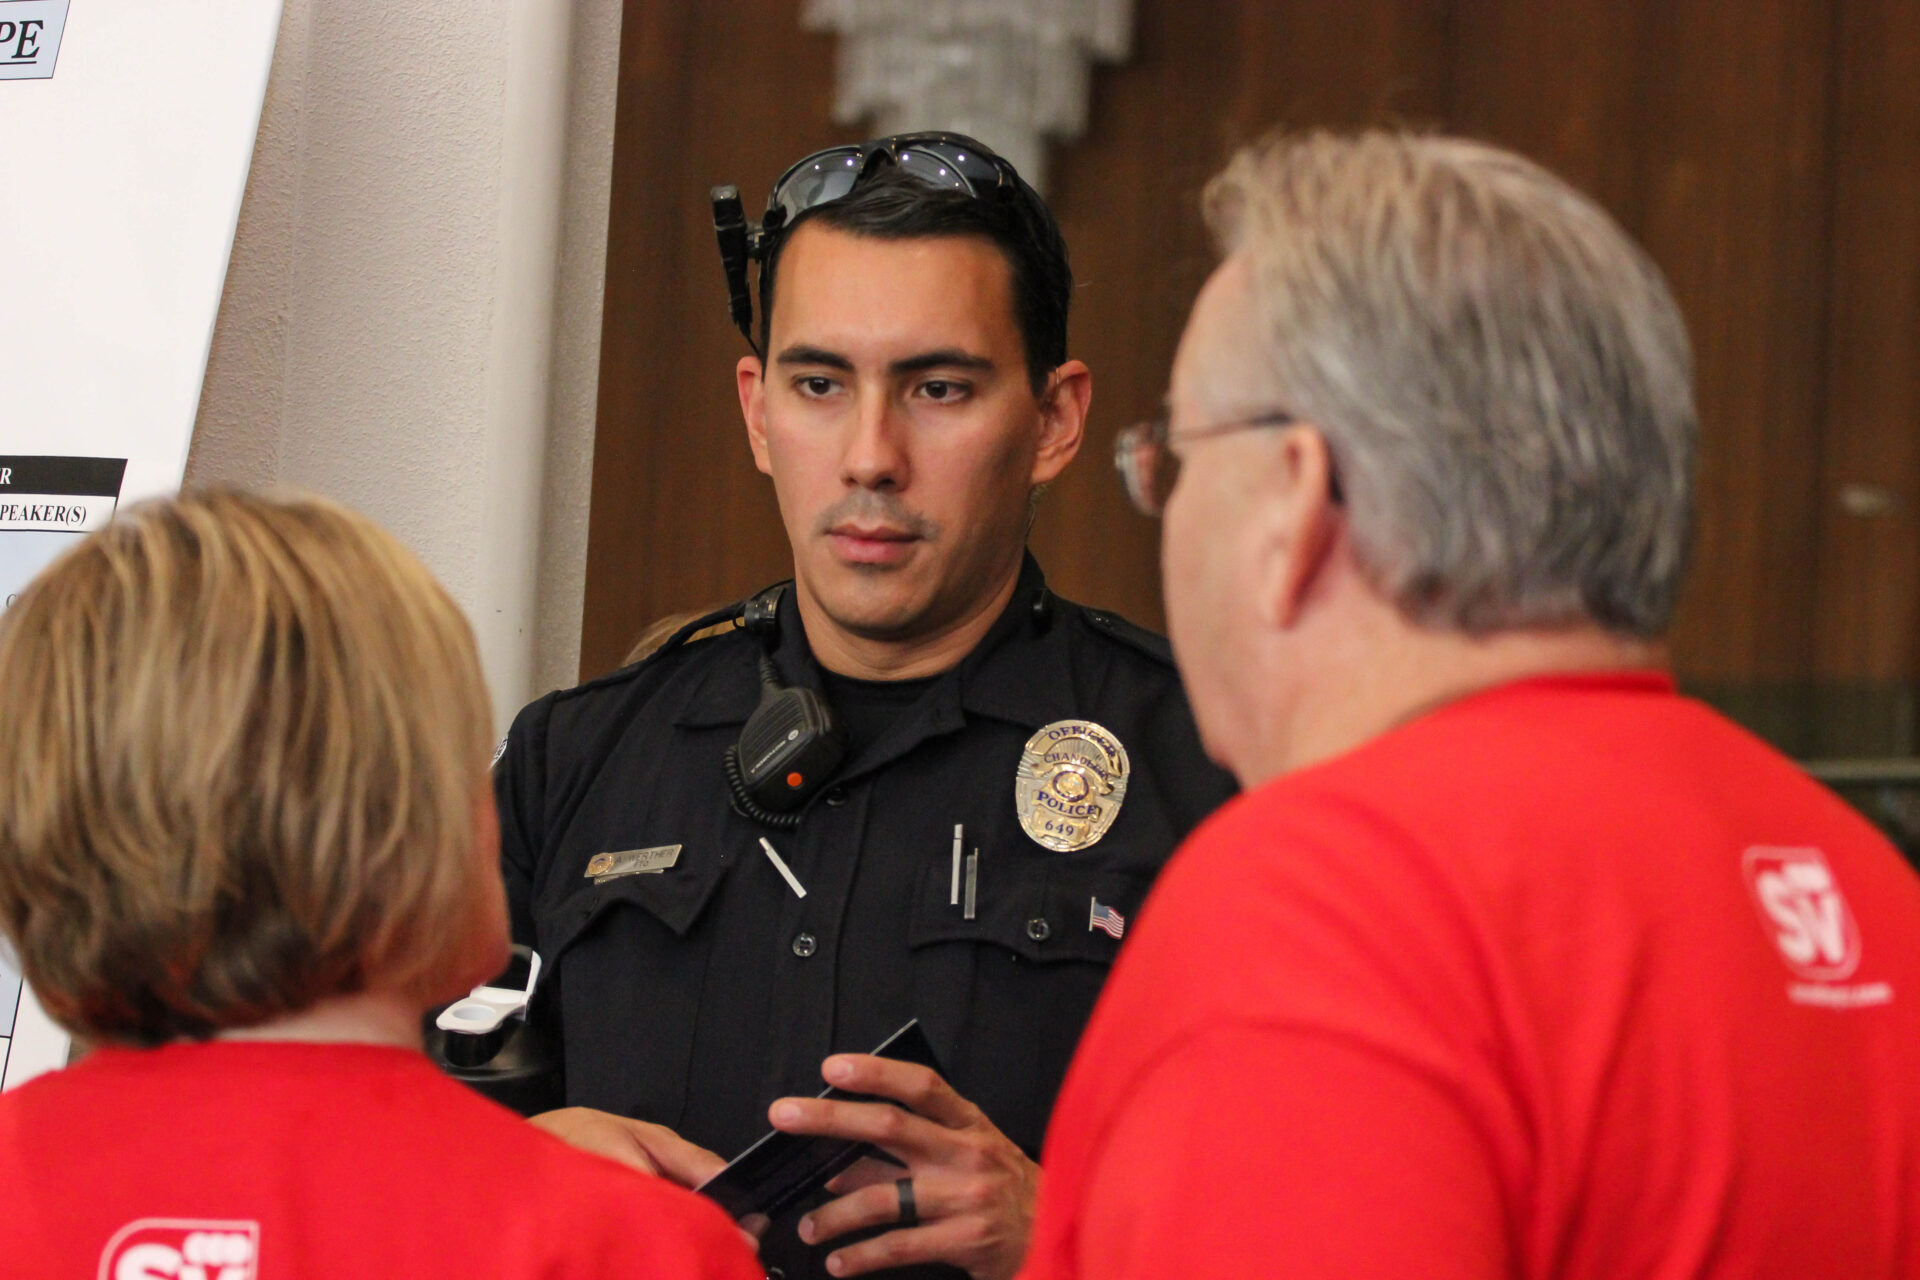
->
xmin=1031 ymin=3 xmax=1455 ymax=631
xmin=1440 ymin=0 xmax=1840 ymax=680
xmin=1023 ymin=1 xmax=1247 ymax=631
xmin=583 ymin=0 xmax=1918 ymax=694
xmin=583 ymin=0 xmax=856 ymax=675
xmin=1633 ymin=0 xmax=1838 ymax=681
xmin=1444 ymin=0 xmax=1652 ymax=213
xmin=1812 ymin=0 xmax=1920 ymax=681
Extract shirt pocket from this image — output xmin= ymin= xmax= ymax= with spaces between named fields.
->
xmin=906 ymin=844 xmax=1150 ymax=1153
xmin=536 ymin=848 xmax=731 ymax=962
xmin=531 ymin=844 xmax=734 ymax=1123
xmin=906 ymin=851 xmax=1142 ymax=963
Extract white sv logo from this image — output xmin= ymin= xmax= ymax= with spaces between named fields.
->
xmin=1743 ymin=847 xmax=1861 ymax=981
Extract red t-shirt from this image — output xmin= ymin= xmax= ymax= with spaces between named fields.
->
xmin=0 ymin=1039 xmax=762 ymax=1280
xmin=1021 ymin=673 xmax=1920 ymax=1280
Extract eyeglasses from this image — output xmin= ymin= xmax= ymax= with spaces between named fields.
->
xmin=1112 ymin=410 xmax=1299 ymax=517
xmin=764 ymin=132 xmax=1018 ymax=236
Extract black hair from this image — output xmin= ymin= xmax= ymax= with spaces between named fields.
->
xmin=756 ymin=164 xmax=1073 ymax=394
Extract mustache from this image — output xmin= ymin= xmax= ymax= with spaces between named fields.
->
xmin=812 ymin=491 xmax=940 ymax=541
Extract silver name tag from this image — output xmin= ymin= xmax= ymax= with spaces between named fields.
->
xmin=585 ymin=844 xmax=682 ymax=882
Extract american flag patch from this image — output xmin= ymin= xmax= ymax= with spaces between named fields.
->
xmin=1089 ymin=898 xmax=1126 ymax=939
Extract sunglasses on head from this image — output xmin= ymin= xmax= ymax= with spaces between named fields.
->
xmin=711 ymin=133 xmax=1021 ymax=356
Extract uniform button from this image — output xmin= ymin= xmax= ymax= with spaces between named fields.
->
xmin=791 ymin=932 xmax=818 ymax=958
xmin=1026 ymin=917 xmax=1051 ymax=942
xmin=823 ymin=786 xmax=849 ymax=807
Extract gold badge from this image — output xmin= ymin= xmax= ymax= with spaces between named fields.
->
xmin=584 ymin=844 xmax=682 ymax=882
xmin=1015 ymin=720 xmax=1130 ymax=851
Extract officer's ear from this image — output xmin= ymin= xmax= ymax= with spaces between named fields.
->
xmin=1031 ymin=360 xmax=1090 ymax=487
xmin=739 ymin=355 xmax=772 ymax=476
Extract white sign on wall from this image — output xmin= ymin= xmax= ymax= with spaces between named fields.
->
xmin=0 ymin=0 xmax=68 ymax=79
xmin=0 ymin=0 xmax=282 ymax=1090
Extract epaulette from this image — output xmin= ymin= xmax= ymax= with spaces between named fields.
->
xmin=549 ymin=615 xmax=744 ymax=707
xmin=1071 ymin=604 xmax=1176 ymax=667
xmin=549 ymin=581 xmax=790 ymax=707
xmin=549 ymin=594 xmax=771 ymax=717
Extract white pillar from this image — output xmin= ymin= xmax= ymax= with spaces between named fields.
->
xmin=476 ymin=0 xmax=575 ymax=730
xmin=189 ymin=0 xmax=619 ymax=734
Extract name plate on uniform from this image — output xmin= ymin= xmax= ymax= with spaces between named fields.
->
xmin=585 ymin=844 xmax=682 ymax=882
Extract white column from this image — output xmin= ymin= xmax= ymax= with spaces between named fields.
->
xmin=477 ymin=0 xmax=575 ymax=730
xmin=190 ymin=0 xmax=618 ymax=734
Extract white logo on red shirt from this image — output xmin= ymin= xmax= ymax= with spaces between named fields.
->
xmin=98 ymin=1220 xmax=259 ymax=1280
xmin=1742 ymin=846 xmax=1862 ymax=982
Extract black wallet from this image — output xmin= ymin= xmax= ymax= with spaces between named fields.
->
xmin=696 ymin=1020 xmax=944 ymax=1221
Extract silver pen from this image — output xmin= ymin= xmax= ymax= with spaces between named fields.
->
xmin=950 ymin=824 xmax=964 ymax=906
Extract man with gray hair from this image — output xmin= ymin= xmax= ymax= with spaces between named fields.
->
xmin=1017 ymin=130 xmax=1920 ymax=1279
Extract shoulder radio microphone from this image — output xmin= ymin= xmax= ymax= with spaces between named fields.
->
xmin=724 ymin=584 xmax=848 ymax=828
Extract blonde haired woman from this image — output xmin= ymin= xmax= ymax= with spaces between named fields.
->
xmin=0 ymin=490 xmax=758 ymax=1279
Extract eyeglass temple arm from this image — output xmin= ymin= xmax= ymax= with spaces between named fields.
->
xmin=711 ymin=185 xmax=762 ymax=357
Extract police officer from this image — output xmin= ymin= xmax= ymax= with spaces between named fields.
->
xmin=494 ymin=135 xmax=1236 ymax=1280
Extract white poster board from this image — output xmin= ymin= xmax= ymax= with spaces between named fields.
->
xmin=0 ymin=0 xmax=282 ymax=1090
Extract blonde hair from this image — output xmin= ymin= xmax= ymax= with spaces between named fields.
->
xmin=621 ymin=606 xmax=735 ymax=666
xmin=0 ymin=489 xmax=500 ymax=1044
xmin=1205 ymin=130 xmax=1697 ymax=636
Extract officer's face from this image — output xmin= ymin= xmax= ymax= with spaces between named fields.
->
xmin=740 ymin=225 xmax=1085 ymax=650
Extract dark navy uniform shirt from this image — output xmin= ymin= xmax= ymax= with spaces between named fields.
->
xmin=493 ymin=557 xmax=1236 ymax=1276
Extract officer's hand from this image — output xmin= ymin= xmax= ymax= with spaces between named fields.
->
xmin=529 ymin=1106 xmax=727 ymax=1188
xmin=769 ymin=1054 xmax=1039 ymax=1280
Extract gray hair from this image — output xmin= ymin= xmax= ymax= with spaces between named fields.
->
xmin=1204 ymin=130 xmax=1697 ymax=637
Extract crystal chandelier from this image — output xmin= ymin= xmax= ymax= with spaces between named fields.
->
xmin=801 ymin=0 xmax=1134 ymax=194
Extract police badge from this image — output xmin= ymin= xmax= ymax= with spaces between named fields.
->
xmin=1015 ymin=720 xmax=1130 ymax=851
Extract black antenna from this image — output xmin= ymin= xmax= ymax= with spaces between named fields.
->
xmin=711 ymin=184 xmax=760 ymax=358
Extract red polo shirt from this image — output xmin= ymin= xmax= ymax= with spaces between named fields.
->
xmin=1021 ymin=673 xmax=1920 ymax=1280
xmin=1 ymin=1039 xmax=762 ymax=1280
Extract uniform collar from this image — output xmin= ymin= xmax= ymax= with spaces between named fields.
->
xmin=954 ymin=554 xmax=1078 ymax=730
xmin=671 ymin=554 xmax=1078 ymax=738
